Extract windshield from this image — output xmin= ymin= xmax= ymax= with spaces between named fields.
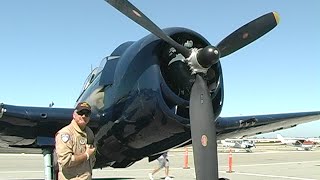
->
xmin=81 ymin=56 xmax=120 ymax=92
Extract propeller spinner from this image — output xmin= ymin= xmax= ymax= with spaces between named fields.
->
xmin=105 ymin=0 xmax=279 ymax=179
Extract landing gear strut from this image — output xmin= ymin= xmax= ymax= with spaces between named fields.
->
xmin=42 ymin=148 xmax=58 ymax=180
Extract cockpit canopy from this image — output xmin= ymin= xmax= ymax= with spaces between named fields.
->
xmin=81 ymin=56 xmax=119 ymax=92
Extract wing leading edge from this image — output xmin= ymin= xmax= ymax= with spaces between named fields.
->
xmin=216 ymin=111 xmax=320 ymax=139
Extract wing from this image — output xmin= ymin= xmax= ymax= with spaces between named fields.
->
xmin=0 ymin=103 xmax=74 ymax=147
xmin=216 ymin=111 xmax=320 ymax=139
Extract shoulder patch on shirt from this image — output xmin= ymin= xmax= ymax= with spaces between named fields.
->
xmin=61 ymin=134 xmax=70 ymax=143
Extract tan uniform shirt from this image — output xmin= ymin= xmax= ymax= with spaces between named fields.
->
xmin=55 ymin=120 xmax=95 ymax=180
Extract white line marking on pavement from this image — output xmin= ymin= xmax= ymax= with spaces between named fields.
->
xmin=220 ymin=171 xmax=317 ymax=180
xmin=0 ymin=153 xmax=41 ymax=157
xmin=0 ymin=170 xmax=42 ymax=174
xmin=173 ymin=150 xmax=320 ymax=156
xmin=220 ymin=160 xmax=320 ymax=167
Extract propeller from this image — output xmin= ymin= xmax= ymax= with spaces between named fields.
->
xmin=190 ymin=74 xmax=218 ymax=179
xmin=217 ymin=12 xmax=280 ymax=58
xmin=105 ymin=0 xmax=191 ymax=58
xmin=105 ymin=1 xmax=279 ymax=179
xmin=106 ymin=0 xmax=279 ymax=73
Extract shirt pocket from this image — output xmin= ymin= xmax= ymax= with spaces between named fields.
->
xmin=75 ymin=136 xmax=87 ymax=155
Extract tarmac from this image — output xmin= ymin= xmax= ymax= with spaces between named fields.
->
xmin=0 ymin=144 xmax=319 ymax=180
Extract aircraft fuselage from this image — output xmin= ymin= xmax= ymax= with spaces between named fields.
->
xmin=75 ymin=27 xmax=224 ymax=167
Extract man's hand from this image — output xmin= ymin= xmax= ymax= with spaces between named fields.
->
xmin=86 ymin=144 xmax=96 ymax=157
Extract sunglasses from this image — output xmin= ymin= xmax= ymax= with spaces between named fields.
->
xmin=77 ymin=110 xmax=91 ymax=117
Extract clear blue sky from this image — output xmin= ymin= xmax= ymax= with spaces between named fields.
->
xmin=0 ymin=1 xmax=319 ymax=137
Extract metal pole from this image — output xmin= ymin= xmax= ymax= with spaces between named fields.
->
xmin=42 ymin=148 xmax=53 ymax=180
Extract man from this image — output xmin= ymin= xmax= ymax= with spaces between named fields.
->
xmin=148 ymin=152 xmax=172 ymax=180
xmin=55 ymin=102 xmax=96 ymax=180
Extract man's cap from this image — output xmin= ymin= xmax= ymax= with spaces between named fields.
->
xmin=75 ymin=102 xmax=91 ymax=112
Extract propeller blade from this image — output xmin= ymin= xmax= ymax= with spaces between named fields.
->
xmin=105 ymin=0 xmax=191 ymax=58
xmin=190 ymin=74 xmax=218 ymax=180
xmin=217 ymin=12 xmax=280 ymax=58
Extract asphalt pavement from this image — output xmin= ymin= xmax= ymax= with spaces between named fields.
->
xmin=0 ymin=145 xmax=320 ymax=180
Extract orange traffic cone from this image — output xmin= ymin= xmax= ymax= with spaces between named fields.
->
xmin=227 ymin=148 xmax=233 ymax=173
xmin=183 ymin=147 xmax=190 ymax=169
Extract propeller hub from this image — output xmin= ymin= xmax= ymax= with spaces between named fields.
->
xmin=185 ymin=46 xmax=220 ymax=75
xmin=197 ymin=45 xmax=220 ymax=68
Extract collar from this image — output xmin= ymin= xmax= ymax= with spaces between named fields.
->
xmin=70 ymin=119 xmax=86 ymax=134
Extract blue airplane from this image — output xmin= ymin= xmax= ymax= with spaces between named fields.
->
xmin=1 ymin=1 xmax=319 ymax=180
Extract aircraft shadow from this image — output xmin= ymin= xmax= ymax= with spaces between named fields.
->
xmin=22 ymin=178 xmax=135 ymax=180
